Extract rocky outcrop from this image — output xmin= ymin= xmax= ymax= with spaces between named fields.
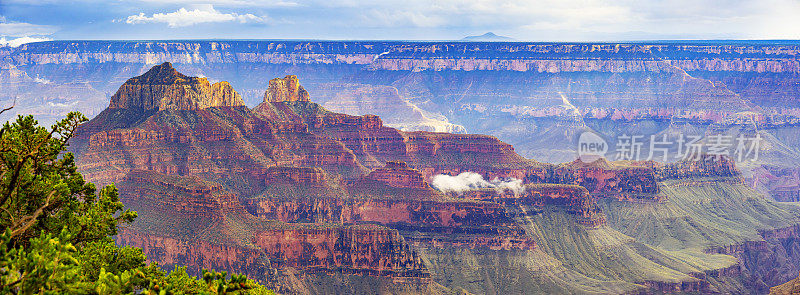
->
xmin=109 ymin=62 xmax=244 ymax=111
xmin=525 ymin=184 xmax=607 ymax=227
xmin=264 ymin=75 xmax=309 ymax=103
xmin=252 ymin=75 xmax=543 ymax=177
xmin=72 ymin=73 xmax=368 ymax=190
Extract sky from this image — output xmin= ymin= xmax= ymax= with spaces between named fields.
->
xmin=1 ymin=0 xmax=800 ymax=46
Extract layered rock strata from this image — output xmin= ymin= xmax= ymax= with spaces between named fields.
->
xmin=116 ymin=169 xmax=428 ymax=279
xmin=365 ymin=161 xmax=428 ymax=189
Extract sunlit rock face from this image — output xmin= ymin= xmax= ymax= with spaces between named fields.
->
xmin=263 ymin=75 xmax=309 ymax=103
xmin=109 ymin=62 xmax=245 ymax=111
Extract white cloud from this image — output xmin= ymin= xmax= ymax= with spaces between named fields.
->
xmin=4 ymin=0 xmax=800 ymax=40
xmin=130 ymin=0 xmax=301 ymax=7
xmin=0 ymin=36 xmax=53 ymax=47
xmin=431 ymin=172 xmax=525 ymax=195
xmin=0 ymin=18 xmax=58 ymax=37
xmin=126 ymin=4 xmax=268 ymax=27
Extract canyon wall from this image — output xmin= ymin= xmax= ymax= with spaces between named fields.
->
xmin=63 ymin=61 xmax=800 ymax=294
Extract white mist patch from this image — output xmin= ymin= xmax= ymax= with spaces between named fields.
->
xmin=431 ymin=172 xmax=524 ymax=195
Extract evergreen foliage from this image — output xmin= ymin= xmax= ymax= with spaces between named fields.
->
xmin=0 ymin=112 xmax=274 ymax=294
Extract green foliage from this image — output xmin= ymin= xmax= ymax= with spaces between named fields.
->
xmin=0 ymin=113 xmax=273 ymax=294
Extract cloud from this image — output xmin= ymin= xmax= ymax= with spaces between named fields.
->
xmin=3 ymin=0 xmax=800 ymax=40
xmin=431 ymin=172 xmax=525 ymax=195
xmin=126 ymin=0 xmax=301 ymax=7
xmin=0 ymin=36 xmax=53 ymax=47
xmin=0 ymin=18 xmax=58 ymax=37
xmin=126 ymin=4 xmax=268 ymax=27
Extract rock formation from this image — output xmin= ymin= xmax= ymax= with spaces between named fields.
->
xmin=264 ymin=75 xmax=309 ymax=103
xmin=109 ymin=62 xmax=244 ymax=111
xmin=116 ymin=169 xmax=427 ymax=280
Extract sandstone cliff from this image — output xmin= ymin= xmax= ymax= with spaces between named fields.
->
xmin=109 ymin=62 xmax=244 ymax=111
xmin=264 ymin=75 xmax=310 ymax=103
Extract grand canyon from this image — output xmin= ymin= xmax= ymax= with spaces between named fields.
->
xmin=4 ymin=40 xmax=800 ymax=294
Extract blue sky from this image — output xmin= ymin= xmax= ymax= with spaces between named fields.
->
xmin=1 ymin=0 xmax=799 ymax=45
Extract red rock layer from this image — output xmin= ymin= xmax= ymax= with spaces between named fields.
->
xmin=242 ymin=195 xmax=534 ymax=251
xmin=117 ymin=170 xmax=428 ymax=279
xmin=526 ymin=184 xmax=607 ymax=227
xmin=119 ymin=169 xmax=239 ymax=217
xmin=252 ymin=225 xmax=427 ymax=277
xmin=365 ymin=161 xmax=428 ymax=189
xmin=461 ymin=184 xmax=607 ymax=227
xmin=250 ymin=77 xmax=543 ymax=180
xmin=73 ymin=102 xmax=366 ymax=192
xmin=116 ymin=228 xmax=268 ymax=278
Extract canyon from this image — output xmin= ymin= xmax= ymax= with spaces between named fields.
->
xmin=4 ymin=40 xmax=799 ymax=294
xmin=5 ymin=40 xmax=800 ymax=201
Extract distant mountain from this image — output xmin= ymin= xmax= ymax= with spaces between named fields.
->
xmin=460 ymin=32 xmax=515 ymax=41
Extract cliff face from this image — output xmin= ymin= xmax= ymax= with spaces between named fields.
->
xmin=244 ymin=196 xmax=534 ymax=250
xmin=264 ymin=75 xmax=310 ymax=103
xmin=72 ymin=75 xmax=368 ymax=190
xmin=120 ymin=169 xmax=239 ymax=217
xmin=116 ymin=169 xmax=428 ymax=281
xmin=252 ymin=75 xmax=542 ymax=178
xmin=109 ymin=62 xmax=244 ymax=111
xmin=253 ymin=225 xmax=427 ymax=277
xmin=460 ymin=184 xmax=607 ymax=227
xmin=550 ymin=159 xmax=662 ymax=202
xmin=656 ymin=155 xmax=742 ymax=181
